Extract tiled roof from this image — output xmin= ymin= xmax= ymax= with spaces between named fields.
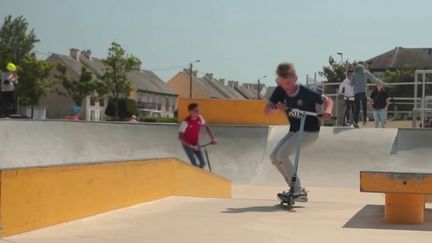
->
xmin=47 ymin=51 xmax=175 ymax=96
xmin=127 ymin=70 xmax=177 ymax=96
xmin=367 ymin=47 xmax=432 ymax=70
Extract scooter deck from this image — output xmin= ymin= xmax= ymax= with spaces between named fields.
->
xmin=277 ymin=193 xmax=295 ymax=209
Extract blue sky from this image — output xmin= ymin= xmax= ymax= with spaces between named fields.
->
xmin=2 ymin=0 xmax=432 ymax=85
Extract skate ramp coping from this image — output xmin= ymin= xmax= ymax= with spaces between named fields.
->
xmin=360 ymin=168 xmax=432 ymax=224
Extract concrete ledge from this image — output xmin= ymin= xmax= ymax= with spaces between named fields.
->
xmin=0 ymin=158 xmax=231 ymax=236
xmin=360 ymin=169 xmax=432 ymax=224
xmin=360 ymin=170 xmax=432 ymax=194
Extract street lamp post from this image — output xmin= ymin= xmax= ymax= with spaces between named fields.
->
xmin=336 ymin=52 xmax=344 ymax=127
xmin=189 ymin=60 xmax=200 ymax=99
xmin=337 ymin=52 xmax=344 ymax=64
xmin=257 ymin=75 xmax=267 ymax=99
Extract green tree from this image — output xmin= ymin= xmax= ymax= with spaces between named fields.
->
xmin=319 ymin=57 xmax=359 ymax=93
xmin=0 ymin=15 xmax=39 ymax=68
xmin=104 ymin=98 xmax=138 ymax=120
xmin=55 ymin=65 xmax=108 ymax=106
xmin=383 ymin=67 xmax=416 ymax=97
xmin=102 ymin=42 xmax=140 ymax=120
xmin=16 ymin=54 xmax=54 ymax=118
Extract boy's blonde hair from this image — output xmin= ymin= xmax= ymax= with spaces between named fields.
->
xmin=276 ymin=62 xmax=296 ymax=78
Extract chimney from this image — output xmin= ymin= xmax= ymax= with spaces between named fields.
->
xmin=205 ymin=73 xmax=214 ymax=79
xmin=228 ymin=80 xmax=239 ymax=88
xmin=81 ymin=49 xmax=92 ymax=61
xmin=218 ymin=79 xmax=225 ymax=85
xmin=70 ymin=48 xmax=80 ymax=61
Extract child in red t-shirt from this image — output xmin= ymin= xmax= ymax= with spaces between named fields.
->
xmin=178 ymin=103 xmax=218 ymax=168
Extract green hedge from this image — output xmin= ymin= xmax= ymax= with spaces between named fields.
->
xmin=141 ymin=117 xmax=177 ymax=123
xmin=105 ymin=98 xmax=138 ymax=120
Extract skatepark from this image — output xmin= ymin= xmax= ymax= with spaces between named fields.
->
xmin=0 ymin=102 xmax=431 ymax=243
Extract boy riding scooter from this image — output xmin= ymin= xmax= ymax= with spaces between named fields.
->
xmin=265 ymin=63 xmax=333 ymax=204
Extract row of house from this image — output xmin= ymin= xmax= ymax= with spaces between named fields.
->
xmin=38 ymin=48 xmax=179 ymax=121
xmin=35 ymin=46 xmax=429 ymax=121
xmin=366 ymin=47 xmax=432 ymax=76
xmin=35 ymin=48 xmax=272 ymax=121
xmin=166 ymin=69 xmax=270 ymax=100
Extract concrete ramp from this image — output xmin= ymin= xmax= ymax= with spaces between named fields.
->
xmin=0 ymin=121 xmax=186 ymax=169
xmin=0 ymin=121 xmax=431 ymax=188
xmin=207 ymin=126 xmax=432 ymax=187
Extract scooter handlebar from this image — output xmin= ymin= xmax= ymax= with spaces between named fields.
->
xmin=285 ymin=108 xmax=321 ymax=118
xmin=199 ymin=142 xmax=213 ymax=148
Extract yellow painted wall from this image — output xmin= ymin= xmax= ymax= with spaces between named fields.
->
xmin=178 ymin=98 xmax=288 ymax=125
xmin=0 ymin=158 xmax=231 ymax=236
xmin=173 ymin=161 xmax=231 ymax=197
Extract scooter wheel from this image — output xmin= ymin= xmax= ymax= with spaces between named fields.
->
xmin=286 ymin=195 xmax=295 ymax=210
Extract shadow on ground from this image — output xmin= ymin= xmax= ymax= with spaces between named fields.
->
xmin=221 ymin=205 xmax=304 ymax=213
xmin=344 ymin=204 xmax=432 ymax=231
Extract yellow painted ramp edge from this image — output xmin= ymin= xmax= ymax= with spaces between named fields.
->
xmin=0 ymin=158 xmax=231 ymax=236
xmin=178 ymin=98 xmax=287 ymax=125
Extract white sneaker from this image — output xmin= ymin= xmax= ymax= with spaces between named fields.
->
xmin=293 ymin=188 xmax=308 ymax=202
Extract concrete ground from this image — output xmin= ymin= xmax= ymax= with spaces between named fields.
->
xmin=4 ymin=185 xmax=432 ymax=243
xmin=363 ymin=120 xmax=412 ymax=128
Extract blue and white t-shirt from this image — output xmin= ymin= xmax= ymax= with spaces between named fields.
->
xmin=269 ymin=85 xmax=326 ymax=132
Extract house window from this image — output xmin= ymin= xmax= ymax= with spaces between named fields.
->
xmin=90 ymin=97 xmax=97 ymax=106
xmin=166 ymin=97 xmax=170 ymax=112
xmin=139 ymin=95 xmax=145 ymax=103
xmin=171 ymin=98 xmax=176 ymax=112
xmin=99 ymin=98 xmax=105 ymax=107
xmin=90 ymin=110 xmax=96 ymax=121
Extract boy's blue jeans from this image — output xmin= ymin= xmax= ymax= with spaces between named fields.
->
xmin=270 ymin=131 xmax=319 ymax=191
xmin=182 ymin=145 xmax=206 ymax=168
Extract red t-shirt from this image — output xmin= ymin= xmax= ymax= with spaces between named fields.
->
xmin=179 ymin=115 xmax=206 ymax=145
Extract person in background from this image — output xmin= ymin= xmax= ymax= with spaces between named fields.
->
xmin=178 ymin=103 xmax=218 ymax=168
xmin=65 ymin=106 xmax=82 ymax=121
xmin=350 ymin=63 xmax=382 ymax=128
xmin=338 ymin=70 xmax=355 ymax=126
xmin=1 ymin=63 xmax=19 ymax=117
xmin=128 ymin=114 xmax=139 ymax=123
xmin=370 ymin=82 xmax=389 ymax=128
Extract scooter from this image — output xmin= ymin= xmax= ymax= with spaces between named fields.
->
xmin=277 ymin=108 xmax=322 ymax=210
xmin=199 ymin=142 xmax=213 ymax=172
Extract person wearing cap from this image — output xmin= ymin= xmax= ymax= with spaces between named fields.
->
xmin=370 ymin=82 xmax=389 ymax=128
xmin=1 ymin=63 xmax=18 ymax=117
xmin=65 ymin=106 xmax=82 ymax=121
